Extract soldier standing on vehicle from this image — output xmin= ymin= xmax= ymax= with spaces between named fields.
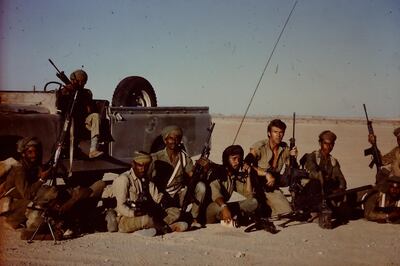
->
xmin=303 ymin=130 xmax=351 ymax=224
xmin=150 ymin=125 xmax=206 ymax=229
xmin=206 ymin=145 xmax=258 ymax=225
xmin=368 ymin=127 xmax=400 ymax=183
xmin=56 ymin=69 xmax=103 ymax=158
xmin=0 ymin=137 xmax=50 ymax=228
xmin=110 ymin=151 xmax=187 ymax=235
xmin=244 ymin=119 xmax=295 ymax=217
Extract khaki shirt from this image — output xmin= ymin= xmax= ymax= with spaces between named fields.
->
xmin=210 ymin=170 xmax=252 ymax=202
xmin=304 ymin=150 xmax=347 ymax=191
xmin=251 ymin=139 xmax=290 ymax=172
xmin=150 ymin=148 xmax=194 ymax=193
xmin=0 ymin=161 xmax=43 ymax=200
xmin=113 ymin=169 xmax=163 ymax=218
xmin=382 ymin=146 xmax=400 ymax=177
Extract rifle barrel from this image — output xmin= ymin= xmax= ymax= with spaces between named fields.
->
xmin=48 ymin=59 xmax=62 ymax=74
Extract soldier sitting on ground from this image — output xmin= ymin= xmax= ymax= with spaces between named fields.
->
xmin=303 ymin=130 xmax=352 ymax=225
xmin=368 ymin=127 xmax=400 ymax=184
xmin=108 ymin=151 xmax=187 ymax=235
xmin=0 ymin=137 xmax=50 ymax=229
xmin=363 ymin=175 xmax=400 ymax=224
xmin=206 ymin=145 xmax=258 ymax=226
xmin=244 ymin=119 xmax=296 ymax=217
xmin=149 ymin=125 xmax=207 ymax=229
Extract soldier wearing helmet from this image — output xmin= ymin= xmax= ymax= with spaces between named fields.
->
xmin=0 ymin=137 xmax=50 ymax=228
xmin=56 ymin=69 xmax=103 ymax=158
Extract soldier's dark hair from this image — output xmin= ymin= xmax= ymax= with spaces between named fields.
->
xmin=222 ymin=145 xmax=244 ymax=167
xmin=267 ymin=119 xmax=287 ymax=133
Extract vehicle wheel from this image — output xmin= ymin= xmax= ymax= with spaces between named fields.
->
xmin=112 ymin=76 xmax=157 ymax=107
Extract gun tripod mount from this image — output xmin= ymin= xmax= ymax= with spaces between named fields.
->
xmin=27 ymin=207 xmax=58 ymax=244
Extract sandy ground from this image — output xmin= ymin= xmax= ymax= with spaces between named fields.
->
xmin=1 ymin=116 xmax=400 ymax=266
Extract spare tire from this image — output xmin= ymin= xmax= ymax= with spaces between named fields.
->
xmin=112 ymin=76 xmax=157 ymax=107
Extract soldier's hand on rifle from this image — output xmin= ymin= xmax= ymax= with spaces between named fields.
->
xmin=196 ymin=157 xmax=210 ymax=173
xmin=368 ymin=133 xmax=376 ymax=145
xmin=38 ymin=167 xmax=51 ymax=182
xmin=289 ymin=146 xmax=298 ymax=157
xmin=60 ymin=84 xmax=75 ymax=95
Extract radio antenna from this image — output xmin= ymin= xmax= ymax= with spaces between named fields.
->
xmin=232 ymin=1 xmax=298 ymax=144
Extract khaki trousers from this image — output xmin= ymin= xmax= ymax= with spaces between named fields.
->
xmin=265 ymin=189 xmax=292 ymax=217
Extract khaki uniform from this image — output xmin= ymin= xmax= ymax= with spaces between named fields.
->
xmin=304 ymin=150 xmax=347 ymax=193
xmin=0 ymin=157 xmax=19 ymax=184
xmin=364 ymin=191 xmax=400 ymax=223
xmin=113 ymin=169 xmax=180 ymax=233
xmin=381 ymin=146 xmax=400 ymax=178
xmin=150 ymin=148 xmax=205 ymax=219
xmin=0 ymin=161 xmax=44 ymax=228
xmin=206 ymin=169 xmax=257 ymax=223
xmin=251 ymin=139 xmax=292 ymax=216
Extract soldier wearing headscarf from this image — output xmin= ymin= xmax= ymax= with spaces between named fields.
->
xmin=0 ymin=137 xmax=50 ymax=228
xmin=110 ymin=151 xmax=187 ymax=235
xmin=149 ymin=125 xmax=207 ymax=229
xmin=206 ymin=145 xmax=258 ymax=225
xmin=55 ymin=69 xmax=103 ymax=159
xmin=368 ymin=126 xmax=400 ymax=183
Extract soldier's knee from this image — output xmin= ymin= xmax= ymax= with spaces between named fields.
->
xmin=195 ymin=182 xmax=206 ymax=195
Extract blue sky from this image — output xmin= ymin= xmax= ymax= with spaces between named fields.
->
xmin=1 ymin=0 xmax=399 ymax=118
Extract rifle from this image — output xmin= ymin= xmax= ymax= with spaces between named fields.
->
xmin=325 ymin=184 xmax=373 ymax=200
xmin=287 ymin=112 xmax=301 ymax=193
xmin=48 ymin=59 xmax=71 ymax=85
xmin=46 ymin=59 xmax=80 ymax=185
xmin=244 ymin=169 xmax=279 ymax=234
xmin=363 ymin=104 xmax=382 ymax=173
xmin=181 ymin=123 xmax=215 ymax=214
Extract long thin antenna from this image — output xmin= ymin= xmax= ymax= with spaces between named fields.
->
xmin=232 ymin=1 xmax=298 ymax=144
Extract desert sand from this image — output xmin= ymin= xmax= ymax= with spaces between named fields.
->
xmin=1 ymin=116 xmax=399 ymax=266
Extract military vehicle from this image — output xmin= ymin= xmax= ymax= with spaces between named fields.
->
xmin=0 ymin=75 xmax=211 ymax=184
